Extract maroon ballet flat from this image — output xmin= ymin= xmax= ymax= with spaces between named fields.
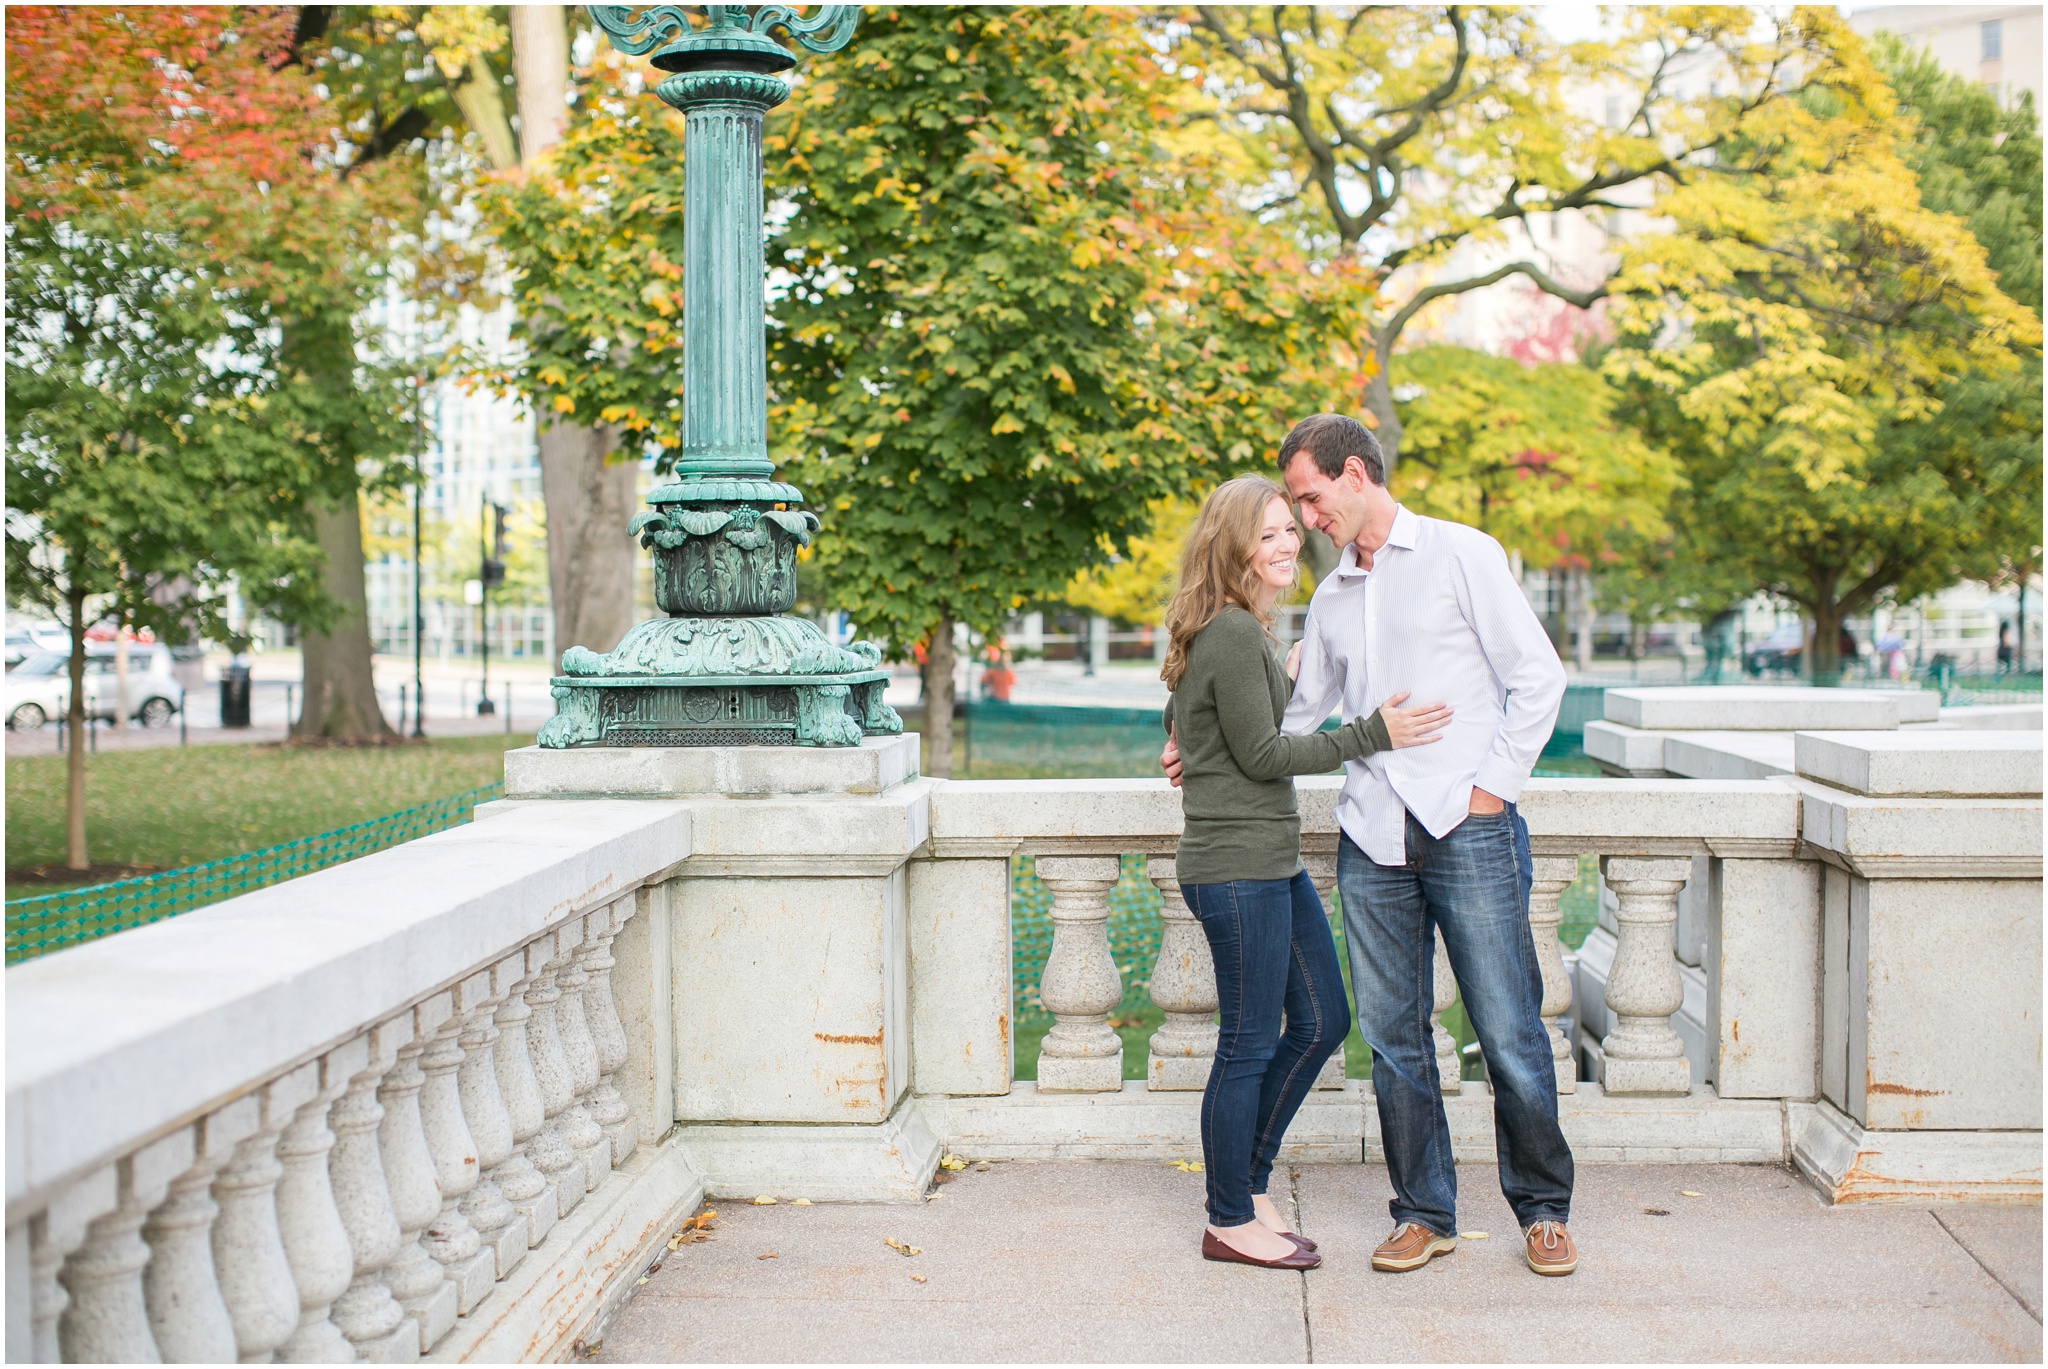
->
xmin=1202 ymin=1229 xmax=1321 ymax=1269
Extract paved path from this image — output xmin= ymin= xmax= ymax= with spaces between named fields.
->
xmin=594 ymin=1161 xmax=2040 ymax=1363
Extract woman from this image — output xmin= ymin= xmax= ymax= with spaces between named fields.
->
xmin=1162 ymin=475 xmax=1450 ymax=1269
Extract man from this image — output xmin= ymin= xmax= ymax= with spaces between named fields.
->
xmin=1163 ymin=413 xmax=1575 ymax=1277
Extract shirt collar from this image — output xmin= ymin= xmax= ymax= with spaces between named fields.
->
xmin=1334 ymin=505 xmax=1418 ymax=577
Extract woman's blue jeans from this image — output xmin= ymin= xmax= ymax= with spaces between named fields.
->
xmin=1337 ymin=804 xmax=1574 ymax=1237
xmin=1181 ymin=871 xmax=1348 ymax=1227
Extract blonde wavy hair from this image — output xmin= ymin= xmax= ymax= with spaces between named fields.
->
xmin=1160 ymin=475 xmax=1293 ymax=691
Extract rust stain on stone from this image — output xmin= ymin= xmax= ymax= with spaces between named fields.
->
xmin=815 ymin=1030 xmax=883 ymax=1046
xmin=998 ymin=1012 xmax=1010 ymax=1046
xmin=1866 ymin=1081 xmax=1942 ymax=1097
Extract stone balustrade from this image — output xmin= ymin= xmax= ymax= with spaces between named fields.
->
xmin=9 ymin=712 xmax=2038 ymax=1361
xmin=6 ymin=801 xmax=700 ymax=1363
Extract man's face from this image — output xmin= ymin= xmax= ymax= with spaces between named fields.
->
xmin=1283 ymin=453 xmax=1372 ymax=547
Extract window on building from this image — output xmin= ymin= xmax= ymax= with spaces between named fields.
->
xmin=1983 ymin=19 xmax=2003 ymax=62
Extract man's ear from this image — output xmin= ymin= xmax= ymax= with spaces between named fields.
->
xmin=1343 ymin=454 xmax=1370 ymax=490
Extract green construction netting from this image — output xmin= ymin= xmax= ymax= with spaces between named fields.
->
xmin=958 ymin=688 xmax=1606 ymax=780
xmin=4 ymin=783 xmax=502 ymax=964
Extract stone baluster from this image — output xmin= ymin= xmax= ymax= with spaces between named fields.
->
xmin=489 ymin=947 xmax=560 ymax=1247
xmin=326 ymin=1017 xmax=416 ymax=1364
xmin=58 ymin=1131 xmax=192 ymax=1363
xmin=1599 ymin=857 xmax=1695 ymax=1095
xmin=553 ymin=921 xmax=616 ymax=1191
xmin=143 ymin=1098 xmax=258 ymax=1363
xmin=416 ymin=998 xmax=495 ymax=1315
xmin=1528 ymin=857 xmax=1583 ymax=1095
xmin=1431 ymin=926 xmax=1463 ymax=1095
xmin=580 ymin=898 xmax=640 ymax=1165
xmin=524 ymin=931 xmax=590 ymax=1215
xmin=30 ymin=1169 xmax=118 ymax=1363
xmin=375 ymin=1009 xmax=458 ymax=1354
xmin=453 ymin=970 xmax=529 ymax=1280
xmin=274 ymin=1040 xmax=364 ymax=1362
xmin=213 ymin=1064 xmax=319 ymax=1363
xmin=1033 ymin=856 xmax=1126 ymax=1093
xmin=1143 ymin=856 xmax=1217 ymax=1091
xmin=1302 ymin=852 xmax=1347 ymax=1090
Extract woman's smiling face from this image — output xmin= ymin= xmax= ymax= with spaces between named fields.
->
xmin=1249 ymin=496 xmax=1302 ymax=598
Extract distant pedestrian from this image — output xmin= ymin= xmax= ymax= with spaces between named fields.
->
xmin=1997 ymin=621 xmax=2015 ymax=675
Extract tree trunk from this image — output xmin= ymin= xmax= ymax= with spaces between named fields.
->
xmin=1574 ymin=571 xmax=1595 ymax=672
xmin=1809 ymin=595 xmax=1843 ymax=686
xmin=513 ymin=7 xmax=641 ymax=662
xmin=510 ymin=7 xmax=568 ymax=163
xmin=112 ymin=619 xmax=129 ymax=732
xmin=450 ymin=54 xmax=517 ymax=171
xmin=293 ymin=494 xmax=396 ymax=743
xmin=65 ymin=583 xmax=88 ymax=871
xmin=922 ymin=616 xmax=956 ymax=779
xmin=537 ymin=422 xmax=640 ymax=656
xmin=1366 ymin=336 xmax=1403 ymax=472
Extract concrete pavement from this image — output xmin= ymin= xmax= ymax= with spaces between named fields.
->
xmin=593 ymin=1160 xmax=2040 ymax=1363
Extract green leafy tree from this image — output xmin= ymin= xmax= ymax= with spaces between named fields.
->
xmin=1873 ymin=35 xmax=2042 ymax=667
xmin=1175 ymin=5 xmax=1845 ymax=465
xmin=1604 ymin=21 xmax=2040 ymax=680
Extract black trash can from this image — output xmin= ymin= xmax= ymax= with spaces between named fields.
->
xmin=220 ymin=663 xmax=252 ymax=728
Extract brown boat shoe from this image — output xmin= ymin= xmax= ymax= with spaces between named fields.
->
xmin=1524 ymin=1220 xmax=1577 ymax=1276
xmin=1370 ymin=1222 xmax=1457 ymax=1272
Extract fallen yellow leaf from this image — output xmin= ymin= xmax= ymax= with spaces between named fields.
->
xmin=791 ymin=1198 xmax=813 ymax=1206
xmin=1680 ymin=1190 xmax=1704 ymax=1198
xmin=635 ymin=1276 xmax=648 ymax=1285
xmin=758 ymin=1252 xmax=778 ymax=1260
xmin=1459 ymin=1231 xmax=1490 ymax=1240
xmin=752 ymin=1195 xmax=778 ymax=1206
xmin=938 ymin=1154 xmax=968 ymax=1171
xmin=1168 ymin=1159 xmax=1204 ymax=1173
xmin=884 ymin=1237 xmax=923 ymax=1257
xmin=909 ymin=1274 xmax=928 ymax=1283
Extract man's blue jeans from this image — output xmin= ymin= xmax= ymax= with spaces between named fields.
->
xmin=1182 ymin=872 xmax=1347 ymax=1227
xmin=1337 ymin=804 xmax=1573 ymax=1235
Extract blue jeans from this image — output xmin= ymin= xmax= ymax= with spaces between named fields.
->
xmin=1181 ymin=872 xmax=1347 ymax=1227
xmin=1338 ymin=804 xmax=1573 ymax=1235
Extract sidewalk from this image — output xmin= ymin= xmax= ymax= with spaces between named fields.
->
xmin=594 ymin=1160 xmax=2040 ymax=1363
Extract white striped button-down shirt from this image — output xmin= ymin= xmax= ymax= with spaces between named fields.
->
xmin=1281 ymin=505 xmax=1567 ymax=866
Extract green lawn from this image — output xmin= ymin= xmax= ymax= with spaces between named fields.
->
xmin=6 ymin=735 xmax=529 ymax=888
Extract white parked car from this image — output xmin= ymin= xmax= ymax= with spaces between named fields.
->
xmin=4 ymin=622 xmax=67 ymax=670
xmin=5 ymin=645 xmax=185 ymax=730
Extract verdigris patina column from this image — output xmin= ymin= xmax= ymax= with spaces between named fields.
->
xmin=545 ymin=5 xmax=897 ymax=749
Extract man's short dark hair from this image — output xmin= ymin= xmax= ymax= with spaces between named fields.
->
xmin=1277 ymin=413 xmax=1385 ymax=486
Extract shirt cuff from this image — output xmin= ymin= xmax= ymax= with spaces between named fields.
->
xmin=1473 ymin=754 xmax=1529 ymax=805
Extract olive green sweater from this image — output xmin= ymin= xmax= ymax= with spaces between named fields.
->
xmin=1163 ymin=606 xmax=1389 ymax=886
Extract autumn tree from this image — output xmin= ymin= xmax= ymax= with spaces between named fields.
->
xmin=1175 ymin=6 xmax=1844 ymax=465
xmin=1603 ymin=20 xmax=2040 ymax=680
xmin=5 ymin=6 xmax=333 ymax=863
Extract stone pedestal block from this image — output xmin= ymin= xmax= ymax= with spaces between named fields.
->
xmin=907 ymin=857 xmax=1013 ymax=1097
xmin=1708 ymin=858 xmax=1821 ymax=1100
xmin=504 ymin=733 xmax=918 ymax=800
xmin=675 ymin=1098 xmax=941 ymax=1203
xmin=1795 ymin=730 xmax=2043 ymax=797
xmin=1792 ymin=1099 xmax=2042 ymax=1205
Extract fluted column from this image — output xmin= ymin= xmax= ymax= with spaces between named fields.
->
xmin=416 ymin=1005 xmax=494 ymax=1314
xmin=1431 ymin=926 xmax=1463 ymax=1095
xmin=553 ymin=923 xmax=615 ymax=1191
xmin=213 ymin=1068 xmax=317 ymax=1362
xmin=489 ymin=947 xmax=560 ymax=1247
xmin=1143 ymin=856 xmax=1217 ymax=1091
xmin=524 ymin=932 xmax=589 ymax=1215
xmin=1033 ymin=856 xmax=1126 ymax=1093
xmin=273 ymin=1042 xmax=361 ymax=1362
xmin=1302 ymin=852 xmax=1347 ymax=1090
xmin=1529 ymin=857 xmax=1583 ymax=1095
xmin=326 ymin=1018 xmax=415 ymax=1364
xmin=374 ymin=1012 xmax=457 ymax=1353
xmin=144 ymin=1101 xmax=255 ymax=1363
xmin=31 ymin=1170 xmax=117 ymax=1364
xmin=1600 ymin=857 xmax=1694 ymax=1095
xmin=59 ymin=1132 xmax=192 ymax=1363
xmin=580 ymin=899 xmax=640 ymax=1164
xmin=454 ymin=969 xmax=529 ymax=1281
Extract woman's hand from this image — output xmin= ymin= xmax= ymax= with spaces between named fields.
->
xmin=1377 ymin=691 xmax=1453 ymax=748
xmin=1284 ymin=641 xmax=1304 ymax=681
